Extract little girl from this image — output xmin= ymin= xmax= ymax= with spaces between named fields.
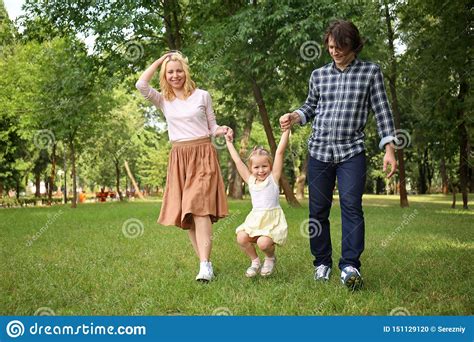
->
xmin=225 ymin=129 xmax=290 ymax=277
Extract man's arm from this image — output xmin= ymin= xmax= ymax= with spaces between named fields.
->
xmin=370 ymin=65 xmax=398 ymax=177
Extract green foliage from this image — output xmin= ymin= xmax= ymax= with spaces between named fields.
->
xmin=0 ymin=0 xmax=470 ymax=196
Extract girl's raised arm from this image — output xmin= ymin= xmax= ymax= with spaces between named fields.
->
xmin=272 ymin=128 xmax=290 ymax=184
xmin=226 ymin=138 xmax=251 ymax=183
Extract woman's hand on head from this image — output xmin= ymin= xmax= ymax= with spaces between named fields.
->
xmin=156 ymin=52 xmax=173 ymax=65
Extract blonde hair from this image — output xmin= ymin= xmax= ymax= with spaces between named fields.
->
xmin=247 ymin=146 xmax=273 ymax=169
xmin=159 ymin=51 xmax=196 ymax=101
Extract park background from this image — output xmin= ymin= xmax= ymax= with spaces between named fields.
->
xmin=0 ymin=0 xmax=472 ymax=316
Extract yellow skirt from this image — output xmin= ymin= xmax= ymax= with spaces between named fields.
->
xmin=235 ymin=207 xmax=288 ymax=246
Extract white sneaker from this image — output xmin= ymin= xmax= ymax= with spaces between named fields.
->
xmin=196 ymin=261 xmax=214 ymax=282
xmin=340 ymin=265 xmax=363 ymax=291
xmin=314 ymin=264 xmax=331 ymax=281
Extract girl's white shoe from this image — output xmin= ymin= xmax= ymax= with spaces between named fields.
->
xmin=260 ymin=256 xmax=276 ymax=277
xmin=245 ymin=264 xmax=261 ymax=278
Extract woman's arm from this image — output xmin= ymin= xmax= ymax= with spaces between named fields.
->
xmin=226 ymin=138 xmax=251 ymax=183
xmin=203 ymin=91 xmax=234 ymax=140
xmin=138 ymin=53 xmax=171 ymax=82
xmin=135 ymin=54 xmax=172 ymax=105
xmin=272 ymin=128 xmax=290 ymax=184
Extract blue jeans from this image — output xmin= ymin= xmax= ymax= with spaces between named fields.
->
xmin=307 ymin=152 xmax=366 ymax=270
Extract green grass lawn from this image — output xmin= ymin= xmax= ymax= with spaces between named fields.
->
xmin=1 ymin=195 xmax=472 ymax=316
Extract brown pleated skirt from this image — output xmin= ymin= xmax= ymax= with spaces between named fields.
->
xmin=158 ymin=137 xmax=229 ymax=229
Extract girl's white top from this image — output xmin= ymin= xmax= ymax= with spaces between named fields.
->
xmin=248 ymin=174 xmax=280 ymax=210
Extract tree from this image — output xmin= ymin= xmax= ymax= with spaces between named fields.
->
xmin=382 ymin=0 xmax=409 ymax=207
xmin=399 ymin=0 xmax=472 ymax=207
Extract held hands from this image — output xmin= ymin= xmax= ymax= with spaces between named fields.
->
xmin=383 ymin=143 xmax=398 ymax=178
xmin=279 ymin=112 xmax=300 ymax=131
xmin=215 ymin=125 xmax=233 ymax=142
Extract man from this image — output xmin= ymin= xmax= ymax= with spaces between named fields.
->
xmin=280 ymin=20 xmax=397 ymax=291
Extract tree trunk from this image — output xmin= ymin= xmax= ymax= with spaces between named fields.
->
xmin=383 ymin=0 xmax=409 ymax=207
xmin=163 ymin=0 xmax=182 ymax=50
xmin=295 ymin=154 xmax=308 ymax=200
xmin=457 ymin=79 xmax=469 ymax=209
xmin=70 ymin=141 xmax=77 ymax=208
xmin=451 ymin=183 xmax=457 ymax=209
xmin=15 ymin=177 xmax=20 ymax=200
xmin=114 ymin=158 xmax=123 ymax=201
xmin=418 ymin=149 xmax=428 ymax=194
xmin=48 ymin=143 xmax=56 ymax=205
xmin=124 ymin=160 xmax=145 ymax=200
xmin=63 ymin=149 xmax=68 ymax=204
xmin=0 ymin=181 xmax=3 ymax=197
xmin=440 ymin=155 xmax=449 ymax=195
xmin=227 ymin=158 xmax=236 ymax=195
xmin=250 ymin=78 xmax=300 ymax=207
xmin=34 ymin=173 xmax=41 ymax=198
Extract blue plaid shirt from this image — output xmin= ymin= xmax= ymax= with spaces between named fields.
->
xmin=295 ymin=59 xmax=396 ymax=163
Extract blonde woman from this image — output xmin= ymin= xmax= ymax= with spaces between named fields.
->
xmin=136 ymin=52 xmax=231 ymax=282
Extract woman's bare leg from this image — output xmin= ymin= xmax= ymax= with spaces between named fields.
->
xmin=193 ymin=215 xmax=212 ymax=262
xmin=187 ymin=220 xmax=200 ymax=258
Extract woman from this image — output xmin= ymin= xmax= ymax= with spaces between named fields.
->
xmin=136 ymin=51 xmax=231 ymax=282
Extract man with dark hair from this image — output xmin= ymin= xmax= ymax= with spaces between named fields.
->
xmin=280 ymin=20 xmax=397 ymax=291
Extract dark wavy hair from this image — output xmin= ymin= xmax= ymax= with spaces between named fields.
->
xmin=323 ymin=20 xmax=364 ymax=55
